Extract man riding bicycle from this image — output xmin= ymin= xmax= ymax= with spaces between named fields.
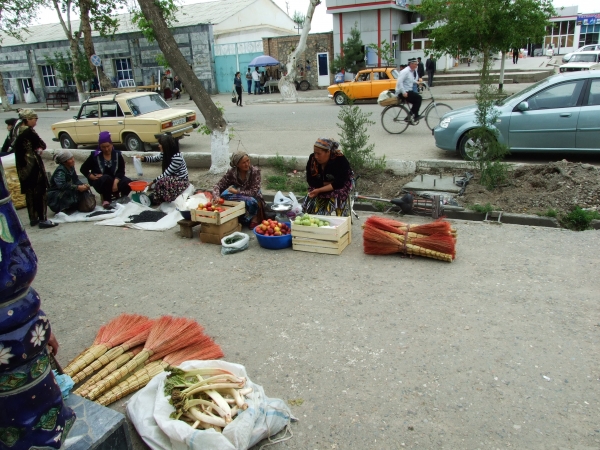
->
xmin=395 ymin=58 xmax=423 ymax=124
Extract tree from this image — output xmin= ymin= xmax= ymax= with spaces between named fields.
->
xmin=278 ymin=0 xmax=321 ymax=101
xmin=331 ymin=24 xmax=366 ymax=74
xmin=0 ymin=0 xmax=45 ymax=110
xmin=292 ymin=11 xmax=305 ymax=34
xmin=135 ymin=0 xmax=229 ymax=173
xmin=414 ymin=0 xmax=554 ymax=90
xmin=367 ymin=39 xmax=395 ymax=66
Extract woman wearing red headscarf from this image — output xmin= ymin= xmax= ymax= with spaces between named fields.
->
xmin=303 ymin=137 xmax=352 ymax=216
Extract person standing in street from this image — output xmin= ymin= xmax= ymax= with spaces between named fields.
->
xmin=234 ymin=71 xmax=243 ymax=107
xmin=425 ymin=55 xmax=436 ymax=88
xmin=512 ymin=47 xmax=519 ymax=64
xmin=245 ymin=68 xmax=253 ymax=94
xmin=252 ymin=67 xmax=260 ymax=95
xmin=395 ymin=58 xmax=423 ymax=124
xmin=416 ymin=57 xmax=425 ymax=92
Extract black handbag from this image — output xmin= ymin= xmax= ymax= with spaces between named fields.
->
xmin=78 ymin=190 xmax=97 ymax=212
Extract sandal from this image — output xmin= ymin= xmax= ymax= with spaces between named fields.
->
xmin=102 ymin=201 xmax=112 ymax=210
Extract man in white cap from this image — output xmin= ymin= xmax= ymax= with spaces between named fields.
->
xmin=395 ymin=58 xmax=423 ymax=124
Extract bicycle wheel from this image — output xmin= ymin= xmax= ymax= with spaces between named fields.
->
xmin=381 ymin=105 xmax=411 ymax=134
xmin=425 ymin=102 xmax=452 ymax=130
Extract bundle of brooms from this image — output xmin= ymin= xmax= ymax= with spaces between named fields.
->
xmin=65 ymin=314 xmax=224 ymax=406
xmin=363 ymin=216 xmax=457 ymax=262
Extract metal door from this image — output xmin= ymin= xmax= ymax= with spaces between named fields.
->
xmin=317 ymin=53 xmax=330 ymax=87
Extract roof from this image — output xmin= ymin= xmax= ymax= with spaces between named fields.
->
xmin=0 ymin=0 xmax=257 ymax=47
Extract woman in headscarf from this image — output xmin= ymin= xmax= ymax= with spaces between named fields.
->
xmin=303 ymin=137 xmax=352 ymax=216
xmin=80 ymin=131 xmax=132 ymax=209
xmin=212 ymin=151 xmax=265 ymax=229
xmin=48 ymin=150 xmax=92 ymax=213
xmin=161 ymin=75 xmax=172 ymax=100
xmin=13 ymin=109 xmax=58 ymax=228
xmin=137 ymin=134 xmax=189 ymax=204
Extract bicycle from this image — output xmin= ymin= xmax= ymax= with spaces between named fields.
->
xmin=380 ymin=83 xmax=452 ymax=134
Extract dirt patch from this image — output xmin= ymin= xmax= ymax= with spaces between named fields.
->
xmin=189 ymin=160 xmax=600 ymax=215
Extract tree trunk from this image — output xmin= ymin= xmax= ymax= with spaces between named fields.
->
xmin=79 ymin=0 xmax=111 ymax=90
xmin=0 ymin=71 xmax=12 ymax=111
xmin=498 ymin=50 xmax=506 ymax=93
xmin=136 ymin=0 xmax=229 ymax=173
xmin=278 ymin=0 xmax=321 ymax=101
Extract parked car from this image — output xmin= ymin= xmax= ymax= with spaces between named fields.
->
xmin=51 ymin=92 xmax=198 ymax=151
xmin=433 ymin=71 xmax=600 ymax=160
xmin=559 ymin=51 xmax=600 ymax=72
xmin=562 ymin=44 xmax=600 ymax=63
xmin=327 ymin=67 xmax=399 ymax=105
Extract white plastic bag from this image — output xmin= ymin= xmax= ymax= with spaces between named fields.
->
xmin=287 ymin=192 xmax=302 ymax=215
xmin=127 ymin=360 xmax=295 ymax=450
xmin=273 ymin=191 xmax=291 ymax=206
xmin=221 ymin=232 xmax=249 ymax=255
xmin=133 ymin=156 xmax=143 ymax=176
xmin=25 ymin=89 xmax=38 ymax=104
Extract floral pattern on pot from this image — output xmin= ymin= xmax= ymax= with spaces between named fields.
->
xmin=33 ymin=407 xmax=59 ymax=431
xmin=0 ymin=426 xmax=22 ymax=447
xmin=0 ymin=344 xmax=13 ymax=366
xmin=0 ymin=310 xmax=50 ymax=370
xmin=0 ymin=372 xmax=27 ymax=392
xmin=0 ymin=288 xmax=41 ymax=335
xmin=30 ymin=324 xmax=46 ymax=347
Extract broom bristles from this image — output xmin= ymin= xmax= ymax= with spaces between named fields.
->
xmin=143 ymin=316 xmax=206 ymax=360
xmin=369 ymin=216 xmax=455 ymax=235
xmin=104 ymin=314 xmax=153 ymax=348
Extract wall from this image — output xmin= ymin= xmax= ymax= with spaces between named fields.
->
xmin=262 ymin=32 xmax=334 ymax=88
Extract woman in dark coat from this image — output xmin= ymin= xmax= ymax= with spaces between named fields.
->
xmin=13 ymin=109 xmax=58 ymax=228
xmin=303 ymin=137 xmax=353 ymax=216
xmin=80 ymin=131 xmax=132 ymax=209
xmin=48 ymin=150 xmax=92 ymax=213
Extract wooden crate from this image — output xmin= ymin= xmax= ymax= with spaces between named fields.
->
xmin=191 ymin=200 xmax=245 ymax=225
xmin=199 ymin=223 xmax=242 ymax=244
xmin=290 ymin=215 xmax=350 ymax=242
xmin=292 ymin=231 xmax=351 ymax=255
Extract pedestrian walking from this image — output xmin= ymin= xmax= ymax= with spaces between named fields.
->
xmin=512 ymin=47 xmax=519 ymax=64
xmin=234 ymin=71 xmax=243 ymax=107
xmin=425 ymin=55 xmax=436 ymax=88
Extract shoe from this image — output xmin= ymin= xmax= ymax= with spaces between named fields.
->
xmin=102 ymin=201 xmax=112 ymax=209
xmin=414 ymin=114 xmax=424 ymax=121
xmin=404 ymin=116 xmax=411 ymax=122
xmin=30 ymin=220 xmax=39 ymax=227
xmin=408 ymin=117 xmax=417 ymax=125
xmin=239 ymin=104 xmax=243 ymax=107
xmin=39 ymin=220 xmax=58 ymax=229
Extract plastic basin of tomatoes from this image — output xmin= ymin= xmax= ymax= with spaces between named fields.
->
xmin=253 ymin=220 xmax=292 ymax=250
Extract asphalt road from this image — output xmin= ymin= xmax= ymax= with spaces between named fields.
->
xmin=2 ymin=96 xmax=598 ymax=165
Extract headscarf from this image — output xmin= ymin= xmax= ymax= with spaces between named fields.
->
xmin=311 ymin=138 xmax=343 ymax=177
xmin=230 ymin=151 xmax=248 ymax=168
xmin=5 ymin=118 xmax=17 ymax=127
xmin=95 ymin=131 xmax=112 ymax=156
xmin=54 ymin=150 xmax=73 ymax=164
xmin=19 ymin=109 xmax=38 ymax=120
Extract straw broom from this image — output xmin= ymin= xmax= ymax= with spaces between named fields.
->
xmin=70 ymin=321 xmax=154 ymax=384
xmin=96 ymin=338 xmax=224 ymax=406
xmin=85 ymin=316 xmax=207 ymax=400
xmin=64 ymin=314 xmax=152 ymax=378
xmin=74 ymin=346 xmax=144 ymax=396
xmin=363 ymin=225 xmax=454 ymax=262
xmin=364 ymin=217 xmax=456 ymax=257
xmin=366 ymin=216 xmax=457 ymax=237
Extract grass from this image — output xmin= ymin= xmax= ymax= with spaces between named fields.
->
xmin=372 ymin=201 xmax=387 ymax=212
xmin=560 ymin=206 xmax=600 ymax=231
xmin=539 ymin=208 xmax=558 ymax=218
xmin=468 ymin=203 xmax=495 ymax=213
xmin=266 ymin=175 xmax=287 ymax=191
xmin=289 ymin=179 xmax=308 ymax=196
xmin=268 ymin=153 xmax=297 ymax=174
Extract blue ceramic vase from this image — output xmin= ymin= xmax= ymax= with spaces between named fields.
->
xmin=0 ymin=161 xmax=75 ymax=450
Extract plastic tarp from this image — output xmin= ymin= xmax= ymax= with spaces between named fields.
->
xmin=127 ymin=360 xmax=296 ymax=450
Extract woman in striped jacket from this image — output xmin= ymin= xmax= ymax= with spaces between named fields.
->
xmin=139 ymin=134 xmax=189 ymax=204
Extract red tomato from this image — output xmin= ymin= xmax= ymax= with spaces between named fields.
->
xmin=218 ymin=198 xmax=225 ymax=205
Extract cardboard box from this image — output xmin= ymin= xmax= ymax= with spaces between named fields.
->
xmin=199 ymin=223 xmax=242 ymax=245
xmin=191 ymin=200 xmax=245 ymax=225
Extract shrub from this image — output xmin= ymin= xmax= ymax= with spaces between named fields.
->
xmin=268 ymin=153 xmax=297 ymax=174
xmin=560 ymin=207 xmax=600 ymax=231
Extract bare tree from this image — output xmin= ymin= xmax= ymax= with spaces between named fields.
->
xmin=278 ymin=0 xmax=320 ymax=101
xmin=135 ymin=0 xmax=229 ymax=173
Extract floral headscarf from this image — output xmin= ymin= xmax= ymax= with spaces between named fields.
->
xmin=311 ymin=138 xmax=343 ymax=177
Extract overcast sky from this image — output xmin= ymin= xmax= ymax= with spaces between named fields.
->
xmin=31 ymin=0 xmax=598 ymax=30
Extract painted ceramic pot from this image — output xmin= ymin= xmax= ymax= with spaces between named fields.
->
xmin=0 ymin=165 xmax=37 ymax=300
xmin=0 ymin=306 xmax=50 ymax=372
xmin=0 ymin=287 xmax=41 ymax=335
xmin=0 ymin=362 xmax=76 ymax=450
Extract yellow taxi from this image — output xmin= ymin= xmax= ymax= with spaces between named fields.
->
xmin=51 ymin=92 xmax=198 ymax=152
xmin=327 ymin=67 xmax=399 ymax=105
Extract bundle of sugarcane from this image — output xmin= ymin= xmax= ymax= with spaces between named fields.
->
xmin=71 ymin=320 xmax=154 ymax=385
xmin=85 ymin=316 xmax=207 ymax=401
xmin=365 ymin=216 xmax=457 ymax=237
xmin=64 ymin=314 xmax=153 ymax=378
xmin=364 ymin=216 xmax=456 ymax=257
xmin=165 ymin=366 xmax=252 ymax=431
xmin=96 ymin=337 xmax=224 ymax=406
xmin=363 ymin=225 xmax=454 ymax=262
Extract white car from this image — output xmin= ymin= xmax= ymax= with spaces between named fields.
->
xmin=559 ymin=51 xmax=600 ymax=73
xmin=562 ymin=44 xmax=600 ymax=64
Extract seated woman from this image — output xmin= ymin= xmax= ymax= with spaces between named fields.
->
xmin=80 ymin=131 xmax=132 ymax=209
xmin=138 ymin=134 xmax=189 ymax=204
xmin=48 ymin=150 xmax=92 ymax=213
xmin=212 ymin=151 xmax=265 ymax=229
xmin=303 ymin=138 xmax=352 ymax=216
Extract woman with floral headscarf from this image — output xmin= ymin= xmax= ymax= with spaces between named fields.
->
xmin=212 ymin=151 xmax=265 ymax=229
xmin=80 ymin=131 xmax=132 ymax=209
xmin=303 ymin=137 xmax=352 ymax=216
xmin=13 ymin=109 xmax=58 ymax=228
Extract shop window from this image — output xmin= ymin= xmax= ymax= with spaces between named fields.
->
xmin=40 ymin=65 xmax=57 ymax=87
xmin=115 ymin=58 xmax=133 ymax=81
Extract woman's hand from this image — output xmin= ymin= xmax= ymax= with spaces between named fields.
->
xmin=47 ymin=333 xmax=59 ymax=356
xmin=228 ymin=186 xmax=238 ymax=194
xmin=308 ymin=187 xmax=321 ymax=198
xmin=77 ymin=184 xmax=89 ymax=192
xmin=112 ymin=178 xmax=119 ymax=192
xmin=89 ymin=173 xmax=101 ymax=181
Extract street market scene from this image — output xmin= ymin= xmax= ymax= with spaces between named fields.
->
xmin=0 ymin=0 xmax=599 ymax=449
